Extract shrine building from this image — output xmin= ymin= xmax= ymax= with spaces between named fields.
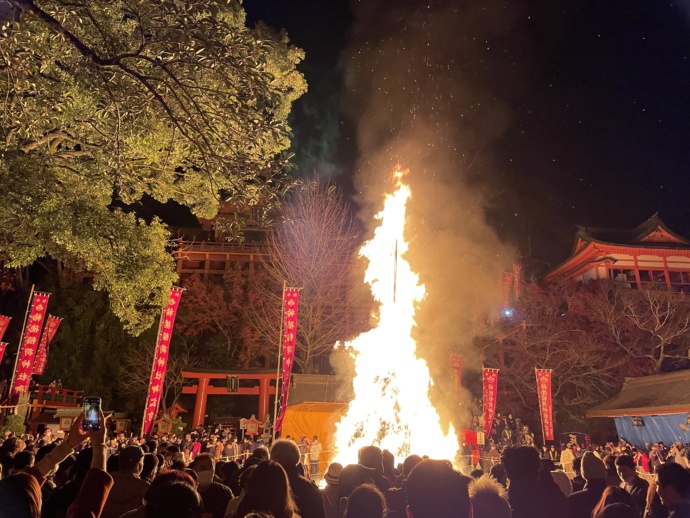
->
xmin=544 ymin=214 xmax=690 ymax=291
xmin=170 ymin=204 xmax=370 ymax=346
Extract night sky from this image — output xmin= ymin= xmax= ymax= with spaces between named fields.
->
xmin=245 ymin=0 xmax=690 ymax=270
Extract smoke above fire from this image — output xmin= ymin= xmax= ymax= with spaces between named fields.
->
xmin=340 ymin=1 xmax=518 ymax=425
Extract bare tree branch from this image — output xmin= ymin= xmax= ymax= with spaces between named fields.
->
xmin=483 ymin=280 xmax=683 ymax=424
xmin=251 ymin=180 xmax=366 ymax=372
xmin=118 ymin=344 xmax=199 ymax=413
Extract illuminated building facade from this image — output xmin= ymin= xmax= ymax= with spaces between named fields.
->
xmin=544 ymin=214 xmax=690 ymax=291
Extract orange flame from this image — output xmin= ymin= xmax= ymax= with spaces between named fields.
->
xmin=333 ymin=172 xmax=458 ymax=465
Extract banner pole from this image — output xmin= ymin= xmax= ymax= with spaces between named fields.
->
xmin=9 ymin=285 xmax=35 ymax=398
xmin=272 ymin=280 xmax=287 ymax=444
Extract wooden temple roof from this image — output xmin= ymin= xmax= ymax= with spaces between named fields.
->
xmin=574 ymin=213 xmax=690 ymax=251
xmin=545 ymin=215 xmax=690 ymax=281
xmin=587 ymin=370 xmax=690 ymax=418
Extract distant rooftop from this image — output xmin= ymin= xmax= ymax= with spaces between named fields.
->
xmin=544 ymin=214 xmax=690 ymax=281
xmin=575 ymin=213 xmax=690 ymax=248
xmin=587 ymin=370 xmax=690 ymax=418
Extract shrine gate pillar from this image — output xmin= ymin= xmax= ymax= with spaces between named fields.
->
xmin=192 ymin=376 xmax=209 ymax=428
xmin=258 ymin=377 xmax=270 ymax=420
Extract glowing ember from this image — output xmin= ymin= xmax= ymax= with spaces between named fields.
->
xmin=333 ymin=171 xmax=458 ymax=465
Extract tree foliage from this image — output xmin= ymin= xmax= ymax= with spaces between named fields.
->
xmin=0 ymin=0 xmax=306 ymax=333
xmin=38 ymin=282 xmax=148 ymax=409
xmin=31 ymin=277 xmax=198 ymax=415
xmin=253 ymin=181 xmax=363 ymax=373
xmin=0 ymin=413 xmax=26 ymax=436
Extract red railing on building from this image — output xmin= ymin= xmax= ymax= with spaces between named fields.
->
xmin=32 ymin=385 xmax=83 ymax=407
xmin=175 ymin=241 xmax=268 ymax=253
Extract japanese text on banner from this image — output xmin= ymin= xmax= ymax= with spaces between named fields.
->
xmin=0 ymin=343 xmax=7 ymax=364
xmin=33 ymin=315 xmax=62 ymax=375
xmin=536 ymin=369 xmax=554 ymax=441
xmin=483 ymin=368 xmax=499 ymax=439
xmin=142 ymin=288 xmax=183 ymax=435
xmin=13 ymin=293 xmax=50 ymax=394
xmin=276 ymin=288 xmax=300 ymax=432
xmin=0 ymin=315 xmax=11 ymax=342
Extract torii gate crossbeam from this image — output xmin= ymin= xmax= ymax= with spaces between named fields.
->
xmin=181 ymin=369 xmax=278 ymax=428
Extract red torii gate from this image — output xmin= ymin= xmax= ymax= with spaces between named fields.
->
xmin=182 ymin=369 xmax=278 ymax=428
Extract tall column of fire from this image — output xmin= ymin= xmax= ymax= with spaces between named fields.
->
xmin=333 ymin=171 xmax=458 ymax=465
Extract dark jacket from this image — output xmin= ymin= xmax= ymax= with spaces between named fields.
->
xmin=43 ymin=476 xmax=85 ymax=518
xmin=623 ymin=476 xmax=650 ymax=518
xmin=27 ymin=467 xmax=113 ymax=518
xmin=384 ymin=485 xmax=407 ymax=518
xmin=571 ymin=474 xmax=586 ymax=493
xmin=567 ymin=478 xmax=607 ymax=518
xmin=372 ymin=472 xmax=391 ymax=493
xmin=668 ymin=503 xmax=690 ymax=518
xmin=508 ymin=478 xmax=568 ymax=518
xmin=198 ymin=481 xmax=233 ymax=518
xmin=287 ymin=470 xmax=326 ymax=518
xmin=66 ymin=469 xmax=114 ymax=518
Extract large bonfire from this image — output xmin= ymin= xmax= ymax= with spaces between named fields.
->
xmin=333 ymin=171 xmax=458 ymax=465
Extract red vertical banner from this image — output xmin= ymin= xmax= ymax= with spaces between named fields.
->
xmin=536 ymin=369 xmax=554 ymax=441
xmin=0 ymin=343 xmax=7 ymax=364
xmin=483 ymin=368 xmax=499 ymax=439
xmin=275 ymin=288 xmax=300 ymax=432
xmin=0 ymin=315 xmax=11 ymax=342
xmin=142 ymin=287 xmax=183 ymax=436
xmin=13 ymin=292 xmax=50 ymax=395
xmin=33 ymin=315 xmax=62 ymax=375
xmin=451 ymin=354 xmax=463 ymax=394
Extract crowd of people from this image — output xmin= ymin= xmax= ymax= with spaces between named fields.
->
xmin=469 ymin=400 xmax=537 ymax=449
xmin=91 ymin=424 xmax=325 ymax=479
xmin=461 ymin=403 xmax=541 ymax=473
xmin=0 ymin=409 xmax=689 ymax=518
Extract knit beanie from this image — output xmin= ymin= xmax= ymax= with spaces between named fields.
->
xmin=581 ymin=451 xmax=607 ymax=481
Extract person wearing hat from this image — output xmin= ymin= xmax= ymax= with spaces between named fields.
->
xmin=321 ymin=462 xmax=343 ymax=518
xmin=101 ymin=446 xmax=149 ymax=518
xmin=338 ymin=463 xmax=376 ymax=500
xmin=567 ymin=451 xmax=608 ymax=518
xmin=335 ymin=463 xmax=376 ymax=518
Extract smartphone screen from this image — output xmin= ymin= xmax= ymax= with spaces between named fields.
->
xmin=82 ymin=397 xmax=101 ymax=431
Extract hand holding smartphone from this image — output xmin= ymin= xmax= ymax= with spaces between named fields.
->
xmin=82 ymin=397 xmax=102 ymax=432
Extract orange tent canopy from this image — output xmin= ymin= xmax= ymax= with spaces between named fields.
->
xmin=281 ymin=402 xmax=348 ymax=476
